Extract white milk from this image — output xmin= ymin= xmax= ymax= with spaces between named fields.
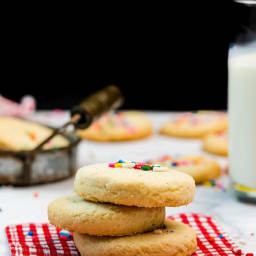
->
xmin=228 ymin=43 xmax=256 ymax=188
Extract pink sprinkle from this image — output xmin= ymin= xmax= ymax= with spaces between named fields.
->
xmin=181 ymin=160 xmax=189 ymax=166
xmin=216 ymin=184 xmax=223 ymax=189
xmin=92 ymin=122 xmax=102 ymax=130
xmin=109 ymin=163 xmax=115 ymax=167
xmin=127 ymin=126 xmax=136 ymax=133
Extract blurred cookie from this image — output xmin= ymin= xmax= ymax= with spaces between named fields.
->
xmin=160 ymin=111 xmax=228 ymax=138
xmin=0 ymin=117 xmax=69 ymax=151
xmin=148 ymin=155 xmax=221 ymax=184
xmin=74 ymin=162 xmax=195 ymax=207
xmin=48 ymin=194 xmax=165 ymax=236
xmin=77 ymin=111 xmax=152 ymax=142
xmin=203 ymin=132 xmax=228 ymax=156
xmin=74 ymin=219 xmax=197 ymax=256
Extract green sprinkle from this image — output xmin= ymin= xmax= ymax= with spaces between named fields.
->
xmin=142 ymin=166 xmax=150 ymax=171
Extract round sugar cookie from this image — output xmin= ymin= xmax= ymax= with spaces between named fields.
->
xmin=77 ymin=111 xmax=152 ymax=142
xmin=0 ymin=117 xmax=69 ymax=151
xmin=48 ymin=194 xmax=165 ymax=236
xmin=202 ymin=132 xmax=228 ymax=156
xmin=74 ymin=162 xmax=195 ymax=207
xmin=73 ymin=219 xmax=197 ymax=256
xmin=148 ymin=154 xmax=221 ymax=184
xmin=160 ymin=111 xmax=228 ymax=138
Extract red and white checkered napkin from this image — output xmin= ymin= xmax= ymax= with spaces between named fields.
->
xmin=5 ymin=213 xmax=247 ymax=256
xmin=0 ymin=95 xmax=36 ymax=117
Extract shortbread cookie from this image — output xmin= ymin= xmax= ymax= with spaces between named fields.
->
xmin=148 ymin=155 xmax=221 ymax=184
xmin=77 ymin=111 xmax=152 ymax=142
xmin=202 ymin=132 xmax=228 ymax=156
xmin=74 ymin=162 xmax=195 ymax=207
xmin=74 ymin=219 xmax=197 ymax=256
xmin=0 ymin=117 xmax=69 ymax=151
xmin=48 ymin=194 xmax=165 ymax=236
xmin=160 ymin=111 xmax=228 ymax=138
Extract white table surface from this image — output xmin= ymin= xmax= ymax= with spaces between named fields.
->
xmin=0 ymin=111 xmax=256 ymax=255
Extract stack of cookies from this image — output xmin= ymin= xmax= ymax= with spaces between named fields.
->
xmin=48 ymin=161 xmax=197 ymax=256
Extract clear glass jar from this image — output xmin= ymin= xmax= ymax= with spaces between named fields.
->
xmin=228 ymin=0 xmax=256 ymax=202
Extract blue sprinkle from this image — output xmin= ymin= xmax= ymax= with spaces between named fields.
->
xmin=27 ymin=231 xmax=34 ymax=236
xmin=163 ymin=224 xmax=167 ymax=229
xmin=0 ymin=208 xmax=2 ymax=212
xmin=219 ymin=234 xmax=223 ymax=239
xmin=170 ymin=230 xmax=174 ymax=233
xmin=118 ymin=160 xmax=125 ymax=163
xmin=171 ymin=162 xmax=177 ymax=167
xmin=59 ymin=231 xmax=72 ymax=239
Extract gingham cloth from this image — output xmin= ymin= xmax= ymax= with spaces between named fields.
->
xmin=0 ymin=95 xmax=35 ymax=117
xmin=5 ymin=213 xmax=249 ymax=256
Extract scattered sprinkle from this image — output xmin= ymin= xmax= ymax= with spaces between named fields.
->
xmin=33 ymin=192 xmax=39 ymax=198
xmin=202 ymin=180 xmax=228 ymax=192
xmin=59 ymin=231 xmax=72 ymax=240
xmin=148 ymin=154 xmax=204 ymax=168
xmin=218 ymin=234 xmax=223 ymax=239
xmin=27 ymin=131 xmax=37 ymax=141
xmin=27 ymin=231 xmax=34 ymax=236
xmin=162 ymin=224 xmax=167 ymax=229
xmin=0 ymin=208 xmax=2 ymax=212
xmin=109 ymin=160 xmax=168 ymax=172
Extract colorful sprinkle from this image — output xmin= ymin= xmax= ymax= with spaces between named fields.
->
xmin=33 ymin=192 xmax=39 ymax=198
xmin=109 ymin=160 xmax=168 ymax=172
xmin=142 ymin=166 xmax=151 ymax=171
xmin=27 ymin=231 xmax=34 ymax=236
xmin=219 ymin=234 xmax=223 ymax=239
xmin=59 ymin=231 xmax=72 ymax=240
xmin=27 ymin=131 xmax=37 ymax=141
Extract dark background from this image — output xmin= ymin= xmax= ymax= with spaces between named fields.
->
xmin=1 ymin=1 xmax=246 ymax=111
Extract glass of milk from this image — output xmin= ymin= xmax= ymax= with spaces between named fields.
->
xmin=229 ymin=0 xmax=256 ymax=202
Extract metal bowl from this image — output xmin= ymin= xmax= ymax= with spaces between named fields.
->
xmin=0 ymin=132 xmax=80 ymax=186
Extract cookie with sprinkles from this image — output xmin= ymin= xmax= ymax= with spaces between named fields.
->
xmin=0 ymin=117 xmax=69 ymax=151
xmin=148 ymin=154 xmax=222 ymax=184
xmin=48 ymin=194 xmax=165 ymax=236
xmin=74 ymin=162 xmax=195 ymax=207
xmin=77 ymin=111 xmax=152 ymax=142
xmin=160 ymin=111 xmax=228 ymax=138
xmin=202 ymin=132 xmax=228 ymax=156
xmin=74 ymin=219 xmax=197 ymax=256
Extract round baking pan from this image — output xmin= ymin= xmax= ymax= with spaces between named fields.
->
xmin=0 ymin=131 xmax=80 ymax=186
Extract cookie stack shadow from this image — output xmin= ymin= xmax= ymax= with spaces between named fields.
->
xmin=48 ymin=162 xmax=198 ymax=256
